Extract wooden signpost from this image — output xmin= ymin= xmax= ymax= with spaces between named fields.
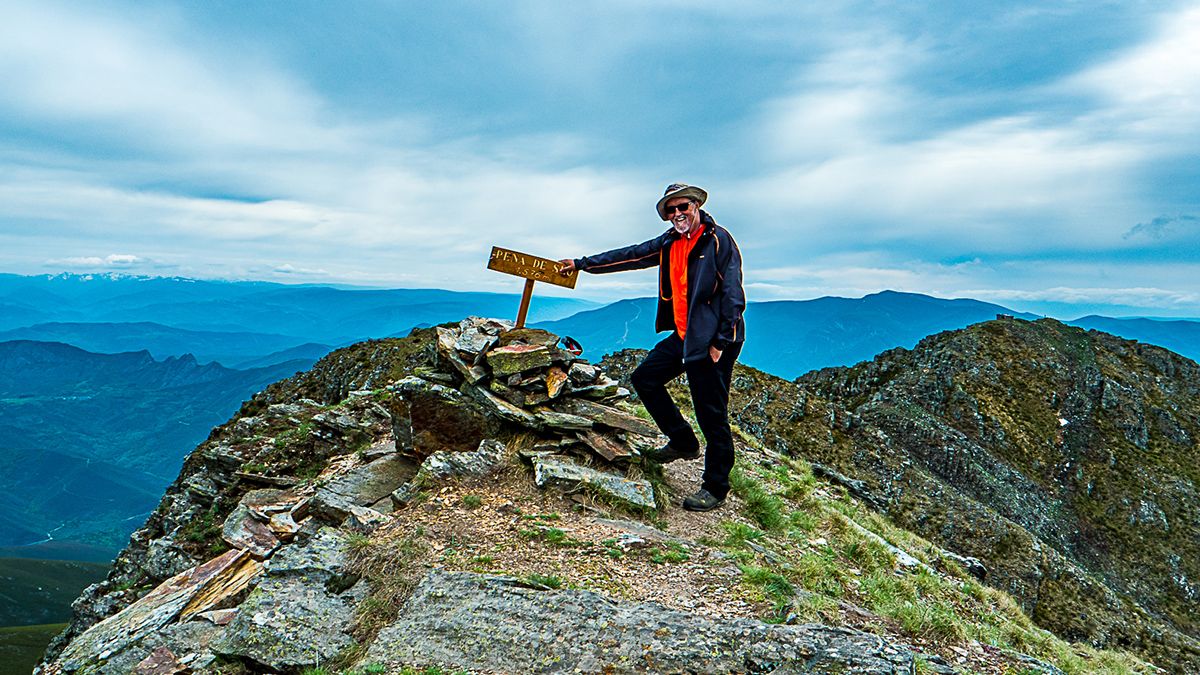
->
xmin=487 ymin=246 xmax=578 ymax=328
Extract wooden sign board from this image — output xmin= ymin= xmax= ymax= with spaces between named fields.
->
xmin=487 ymin=246 xmax=579 ymax=328
xmin=488 ymin=247 xmax=577 ymax=289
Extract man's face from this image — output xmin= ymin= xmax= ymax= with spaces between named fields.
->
xmin=664 ymin=198 xmax=700 ymax=234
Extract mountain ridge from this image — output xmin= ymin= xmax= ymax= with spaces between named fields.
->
xmin=36 ymin=317 xmax=1194 ymax=673
xmin=0 ymin=340 xmax=316 ymax=552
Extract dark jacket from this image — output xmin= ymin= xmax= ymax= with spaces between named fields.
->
xmin=575 ymin=210 xmax=746 ymax=363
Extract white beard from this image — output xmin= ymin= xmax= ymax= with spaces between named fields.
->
xmin=672 ymin=215 xmax=691 ymax=234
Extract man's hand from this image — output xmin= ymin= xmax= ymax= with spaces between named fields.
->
xmin=709 ymin=346 xmax=722 ymax=363
xmin=557 ymin=259 xmax=576 ymax=276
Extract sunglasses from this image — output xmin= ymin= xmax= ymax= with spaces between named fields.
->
xmin=663 ymin=202 xmax=693 ymax=215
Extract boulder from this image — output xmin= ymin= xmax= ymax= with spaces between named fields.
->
xmin=395 ymin=376 xmax=498 ymax=457
xmin=568 ymin=362 xmax=599 ymax=385
xmin=360 ymin=570 xmax=917 ymax=674
xmin=211 ymin=575 xmax=365 ymax=671
xmin=266 ymin=527 xmax=350 ymax=582
xmin=418 ymin=439 xmax=507 ymax=481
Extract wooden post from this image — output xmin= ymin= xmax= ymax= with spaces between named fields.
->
xmin=516 ymin=278 xmax=535 ymax=328
xmin=486 ymin=246 xmax=578 ymax=327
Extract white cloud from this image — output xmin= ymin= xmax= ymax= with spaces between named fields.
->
xmin=46 ymin=253 xmax=145 ymax=268
xmin=0 ymin=4 xmax=350 ymax=154
xmin=1069 ymin=5 xmax=1200 ymax=143
xmin=964 ymin=286 xmax=1200 ymax=310
xmin=734 ymin=6 xmax=1200 ymax=259
xmin=272 ymin=263 xmax=329 ymax=277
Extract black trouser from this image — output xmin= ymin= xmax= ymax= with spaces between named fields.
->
xmin=630 ymin=332 xmax=743 ymax=499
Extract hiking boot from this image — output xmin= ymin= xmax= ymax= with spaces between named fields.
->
xmin=643 ymin=444 xmax=701 ymax=464
xmin=682 ymin=488 xmax=725 ymax=512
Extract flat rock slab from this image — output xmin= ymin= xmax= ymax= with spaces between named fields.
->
xmin=497 ymin=327 xmax=559 ymax=348
xmin=536 ymin=409 xmax=593 ymax=431
xmin=316 ymin=454 xmax=415 ymax=509
xmin=532 ymin=456 xmax=655 ymax=511
xmin=552 ymin=398 xmax=659 ymax=437
xmin=47 ymin=549 xmax=261 ymax=674
xmin=576 ymin=429 xmax=633 ymax=462
xmin=361 ymin=570 xmax=918 ymax=674
xmin=487 ymin=344 xmax=553 ymax=377
xmin=468 ymin=386 xmax=541 ymax=428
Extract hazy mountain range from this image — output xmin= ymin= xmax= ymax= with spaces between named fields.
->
xmin=535 ymin=290 xmax=1200 ymax=379
xmin=0 ymin=273 xmax=598 ymax=350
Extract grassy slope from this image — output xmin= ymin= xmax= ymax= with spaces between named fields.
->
xmin=0 ymin=623 xmax=66 ymax=675
xmin=0 ymin=558 xmax=109 ymax=627
xmin=342 ymin=424 xmax=1155 ymax=674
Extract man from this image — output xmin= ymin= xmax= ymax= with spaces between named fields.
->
xmin=558 ymin=183 xmax=746 ymax=511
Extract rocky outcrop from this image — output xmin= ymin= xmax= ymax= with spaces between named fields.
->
xmin=603 ymin=318 xmax=1200 ymax=672
xmin=361 ymin=570 xmax=917 ymax=674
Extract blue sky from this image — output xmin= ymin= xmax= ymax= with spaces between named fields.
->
xmin=1 ymin=1 xmax=1197 ymax=318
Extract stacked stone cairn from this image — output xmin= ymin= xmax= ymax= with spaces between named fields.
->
xmin=390 ymin=316 xmax=664 ymax=511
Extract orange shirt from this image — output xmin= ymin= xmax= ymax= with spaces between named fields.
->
xmin=669 ymin=225 xmax=704 ymax=338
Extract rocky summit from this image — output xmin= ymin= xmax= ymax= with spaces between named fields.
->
xmin=37 ymin=316 xmax=1190 ymax=674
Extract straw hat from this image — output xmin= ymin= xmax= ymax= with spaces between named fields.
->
xmin=656 ymin=183 xmax=708 ymax=220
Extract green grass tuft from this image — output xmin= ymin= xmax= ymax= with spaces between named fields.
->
xmin=728 ymin=465 xmax=787 ymax=531
xmin=521 ymin=573 xmax=563 ymax=589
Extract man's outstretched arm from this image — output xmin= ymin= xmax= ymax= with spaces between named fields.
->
xmin=558 ymin=232 xmax=670 ymax=276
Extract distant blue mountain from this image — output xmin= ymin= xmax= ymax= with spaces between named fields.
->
xmin=0 ymin=274 xmax=599 ymax=346
xmin=536 ymin=291 xmax=1041 ymax=379
xmin=1066 ymin=316 xmax=1200 ymax=362
xmin=228 ymin=342 xmax=336 ymax=369
xmin=0 ymin=322 xmax=324 ymax=366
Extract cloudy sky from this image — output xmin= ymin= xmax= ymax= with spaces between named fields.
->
xmin=1 ymin=1 xmax=1197 ymax=317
